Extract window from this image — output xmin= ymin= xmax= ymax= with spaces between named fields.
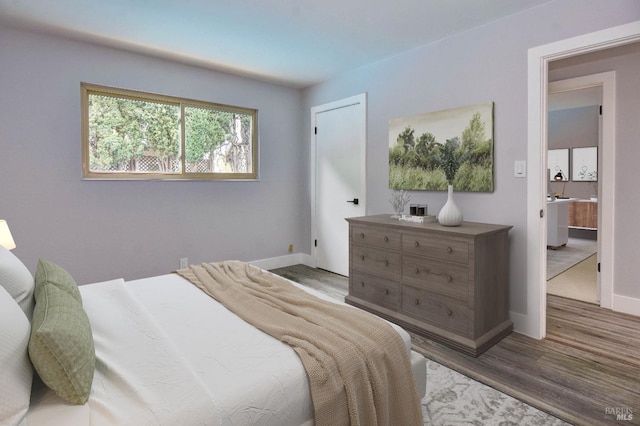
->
xmin=81 ymin=83 xmax=258 ymax=180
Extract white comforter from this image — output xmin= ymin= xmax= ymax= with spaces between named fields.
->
xmin=27 ymin=278 xmax=220 ymax=425
xmin=27 ymin=272 xmax=419 ymax=426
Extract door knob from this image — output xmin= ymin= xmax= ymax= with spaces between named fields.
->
xmin=347 ymin=198 xmax=359 ymax=205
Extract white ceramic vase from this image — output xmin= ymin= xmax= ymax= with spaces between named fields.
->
xmin=438 ymin=184 xmax=463 ymax=226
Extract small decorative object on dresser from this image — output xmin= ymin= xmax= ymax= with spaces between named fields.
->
xmin=346 ymin=214 xmax=513 ymax=357
xmin=435 ymin=138 xmax=469 ymax=226
xmin=438 ymin=184 xmax=463 ymax=226
xmin=388 ymin=189 xmax=411 ymax=218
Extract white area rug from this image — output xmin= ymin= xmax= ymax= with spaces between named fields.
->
xmin=422 ymin=360 xmax=569 ymax=425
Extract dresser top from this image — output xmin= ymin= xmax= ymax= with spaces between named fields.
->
xmin=346 ymin=214 xmax=512 ymax=237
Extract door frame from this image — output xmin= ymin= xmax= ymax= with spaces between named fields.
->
xmin=526 ymin=21 xmax=640 ymax=339
xmin=548 ymin=72 xmax=615 ymax=307
xmin=310 ymin=93 xmax=367 ymax=268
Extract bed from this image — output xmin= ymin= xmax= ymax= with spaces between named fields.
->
xmin=0 ymin=246 xmax=426 ymax=426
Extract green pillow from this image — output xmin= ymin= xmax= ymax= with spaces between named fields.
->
xmin=33 ymin=258 xmax=82 ymax=303
xmin=29 ymin=259 xmax=95 ymax=405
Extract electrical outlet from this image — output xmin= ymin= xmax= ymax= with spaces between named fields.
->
xmin=288 ymin=244 xmax=293 ymax=253
xmin=179 ymin=257 xmax=188 ymax=269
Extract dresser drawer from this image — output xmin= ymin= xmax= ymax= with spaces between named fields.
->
xmin=402 ymin=255 xmax=469 ymax=301
xmin=402 ymin=286 xmax=471 ymax=336
xmin=351 ymin=225 xmax=401 ymax=251
xmin=350 ymin=271 xmax=401 ymax=311
xmin=351 ymin=245 xmax=401 ymax=281
xmin=402 ymin=232 xmax=469 ymax=264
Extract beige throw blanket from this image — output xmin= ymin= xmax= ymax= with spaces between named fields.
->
xmin=176 ymin=261 xmax=422 ymax=426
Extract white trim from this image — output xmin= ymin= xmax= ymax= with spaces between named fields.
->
xmin=612 ymin=294 xmax=640 ymax=317
xmin=310 ymin=93 xmax=367 ymax=267
xmin=250 ymin=253 xmax=314 ymax=270
xmin=527 ymin=21 xmax=640 ymax=339
xmin=548 ymin=72 xmax=616 ymax=310
xmin=509 ymin=310 xmax=536 ymax=337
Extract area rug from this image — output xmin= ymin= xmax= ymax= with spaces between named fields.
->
xmin=422 ymin=360 xmax=569 ymax=425
xmin=547 ymin=237 xmax=597 ymax=280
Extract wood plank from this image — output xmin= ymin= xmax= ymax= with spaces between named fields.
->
xmin=269 ymin=264 xmax=348 ymax=301
xmin=547 ymin=295 xmax=640 ymax=367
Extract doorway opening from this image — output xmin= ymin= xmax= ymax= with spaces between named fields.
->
xmin=546 ymin=81 xmax=602 ymax=305
xmin=527 ymin=21 xmax=640 ymax=339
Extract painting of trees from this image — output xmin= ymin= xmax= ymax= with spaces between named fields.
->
xmin=388 ymin=102 xmax=494 ymax=192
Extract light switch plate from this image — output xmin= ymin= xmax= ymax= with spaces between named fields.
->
xmin=514 ymin=160 xmax=526 ymax=178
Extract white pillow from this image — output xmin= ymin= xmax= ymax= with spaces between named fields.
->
xmin=0 ymin=285 xmax=32 ymax=426
xmin=0 ymin=246 xmax=35 ymax=319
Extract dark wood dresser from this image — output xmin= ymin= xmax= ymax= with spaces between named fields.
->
xmin=345 ymin=214 xmax=513 ymax=357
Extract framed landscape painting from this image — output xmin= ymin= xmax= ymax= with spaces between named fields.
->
xmin=388 ymin=102 xmax=494 ymax=192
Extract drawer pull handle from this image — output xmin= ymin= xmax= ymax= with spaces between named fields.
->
xmin=415 ymin=267 xmax=420 ymax=274
xmin=447 ymin=246 xmax=453 ymax=254
xmin=360 ymin=232 xmax=365 ymax=238
xmin=414 ymin=299 xmax=420 ymax=305
xmin=384 ymin=289 xmax=389 ymax=295
xmin=384 ymin=236 xmax=389 ymax=242
xmin=414 ymin=241 xmax=420 ymax=248
xmin=361 ymin=281 xmax=365 ymax=287
xmin=360 ymin=255 xmax=365 ymax=261
xmin=447 ymin=275 xmax=453 ymax=283
xmin=384 ymin=260 xmax=389 ymax=267
xmin=447 ymin=308 xmax=453 ymax=316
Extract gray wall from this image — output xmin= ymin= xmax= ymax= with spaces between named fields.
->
xmin=302 ymin=0 xmax=640 ymax=322
xmin=548 ymin=106 xmax=599 ymax=199
xmin=2 ymin=0 xmax=640 ymax=325
xmin=549 ymin=42 xmax=640 ymax=301
xmin=0 ymin=25 xmax=307 ymax=284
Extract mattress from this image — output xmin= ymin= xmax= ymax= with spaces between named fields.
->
xmin=27 ymin=271 xmax=426 ymax=425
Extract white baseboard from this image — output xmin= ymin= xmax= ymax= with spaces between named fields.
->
xmin=612 ymin=293 xmax=640 ymax=317
xmin=250 ymin=253 xmax=315 ymax=271
xmin=508 ymin=310 xmax=537 ymax=338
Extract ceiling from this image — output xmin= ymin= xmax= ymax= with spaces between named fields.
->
xmin=0 ymin=0 xmax=553 ymax=88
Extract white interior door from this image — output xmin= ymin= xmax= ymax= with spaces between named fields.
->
xmin=312 ymin=94 xmax=366 ymax=276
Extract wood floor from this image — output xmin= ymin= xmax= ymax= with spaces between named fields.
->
xmin=269 ymin=264 xmax=640 ymax=426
